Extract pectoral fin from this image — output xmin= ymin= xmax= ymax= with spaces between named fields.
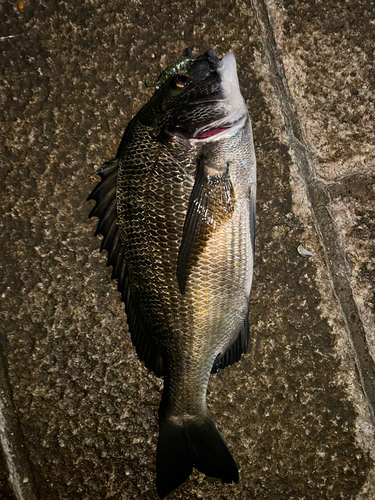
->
xmin=176 ymin=157 xmax=235 ymax=294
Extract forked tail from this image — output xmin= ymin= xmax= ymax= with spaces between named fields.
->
xmin=156 ymin=410 xmax=239 ymax=498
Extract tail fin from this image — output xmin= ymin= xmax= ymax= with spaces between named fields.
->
xmin=156 ymin=412 xmax=239 ymax=499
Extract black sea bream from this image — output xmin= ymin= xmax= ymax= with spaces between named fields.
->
xmin=88 ymin=48 xmax=256 ymax=498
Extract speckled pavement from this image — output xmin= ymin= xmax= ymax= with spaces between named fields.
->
xmin=1 ymin=0 xmax=374 ymax=499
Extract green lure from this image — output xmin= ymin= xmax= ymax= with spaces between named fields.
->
xmin=145 ymin=55 xmax=194 ymax=90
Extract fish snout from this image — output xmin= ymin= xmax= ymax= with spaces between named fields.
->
xmin=205 ymin=49 xmax=224 ymax=70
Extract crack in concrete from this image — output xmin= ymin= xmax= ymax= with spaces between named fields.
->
xmin=250 ymin=0 xmax=375 ymax=423
xmin=0 ymin=351 xmax=38 ymax=500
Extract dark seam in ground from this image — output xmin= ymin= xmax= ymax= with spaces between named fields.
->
xmin=0 ymin=350 xmax=39 ymax=500
xmin=250 ymin=0 xmax=375 ymax=423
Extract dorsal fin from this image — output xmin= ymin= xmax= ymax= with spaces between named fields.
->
xmin=88 ymin=159 xmax=164 ymax=377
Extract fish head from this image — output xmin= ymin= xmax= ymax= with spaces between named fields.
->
xmin=140 ymin=49 xmax=249 ymax=146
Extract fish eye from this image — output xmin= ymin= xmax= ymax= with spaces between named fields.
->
xmin=174 ymin=73 xmax=190 ymax=88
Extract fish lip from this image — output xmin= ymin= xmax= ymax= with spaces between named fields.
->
xmin=205 ymin=48 xmax=224 ymax=69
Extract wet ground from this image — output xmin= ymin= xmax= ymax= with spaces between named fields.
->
xmin=1 ymin=0 xmax=374 ymax=499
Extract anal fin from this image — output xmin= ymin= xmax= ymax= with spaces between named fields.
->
xmin=211 ymin=311 xmax=250 ymax=374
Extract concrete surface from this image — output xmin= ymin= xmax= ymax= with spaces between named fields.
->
xmin=0 ymin=0 xmax=374 ymax=499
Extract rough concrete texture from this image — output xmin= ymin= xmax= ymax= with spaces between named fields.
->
xmin=330 ymin=177 xmax=375 ymax=361
xmin=0 ymin=0 xmax=374 ymax=499
xmin=266 ymin=0 xmax=375 ymax=364
xmin=268 ymin=0 xmax=375 ymax=180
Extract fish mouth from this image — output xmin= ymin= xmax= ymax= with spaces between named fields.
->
xmin=202 ymin=48 xmax=224 ymax=70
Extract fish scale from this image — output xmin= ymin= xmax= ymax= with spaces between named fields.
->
xmin=88 ymin=48 xmax=256 ymax=498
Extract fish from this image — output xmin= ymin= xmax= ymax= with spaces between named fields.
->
xmin=88 ymin=48 xmax=256 ymax=498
